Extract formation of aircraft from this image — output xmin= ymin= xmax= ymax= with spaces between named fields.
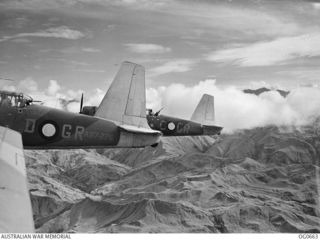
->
xmin=0 ymin=61 xmax=223 ymax=232
xmin=81 ymin=94 xmax=222 ymax=137
xmin=80 ymin=94 xmax=222 ymax=137
xmin=0 ymin=61 xmax=222 ymax=150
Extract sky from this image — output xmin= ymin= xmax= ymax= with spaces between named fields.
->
xmin=1 ymin=0 xmax=320 ymax=130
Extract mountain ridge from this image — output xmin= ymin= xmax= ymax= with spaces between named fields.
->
xmin=25 ymin=124 xmax=320 ymax=233
xmin=243 ymin=87 xmax=290 ymax=97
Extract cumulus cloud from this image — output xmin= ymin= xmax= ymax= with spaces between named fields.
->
xmin=47 ymin=80 xmax=61 ymax=96
xmin=206 ymin=33 xmax=320 ymax=66
xmin=149 ymin=59 xmax=197 ymax=76
xmin=1 ymin=76 xmax=106 ymax=113
xmin=312 ymin=2 xmax=320 ymax=9
xmin=146 ymin=80 xmax=320 ymax=132
xmin=124 ymin=43 xmax=171 ymax=54
xmin=0 ymin=26 xmax=85 ymax=43
xmin=18 ymin=77 xmax=39 ymax=92
xmin=2 ymin=78 xmax=71 ymax=111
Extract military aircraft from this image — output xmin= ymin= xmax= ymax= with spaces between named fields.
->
xmin=0 ymin=126 xmax=34 ymax=232
xmin=146 ymin=94 xmax=222 ymax=136
xmin=80 ymin=93 xmax=222 ymax=137
xmin=0 ymin=61 xmax=162 ymax=149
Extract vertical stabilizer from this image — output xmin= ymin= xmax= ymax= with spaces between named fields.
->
xmin=191 ymin=94 xmax=215 ymax=125
xmin=95 ymin=61 xmax=149 ymax=128
xmin=0 ymin=127 xmax=34 ymax=232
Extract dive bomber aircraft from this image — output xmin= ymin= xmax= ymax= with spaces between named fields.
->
xmin=0 ymin=61 xmax=162 ymax=149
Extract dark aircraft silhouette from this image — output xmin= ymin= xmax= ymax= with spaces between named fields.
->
xmin=0 ymin=62 xmax=162 ymax=149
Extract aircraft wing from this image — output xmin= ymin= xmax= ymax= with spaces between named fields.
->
xmin=0 ymin=126 xmax=34 ymax=232
xmin=202 ymin=125 xmax=223 ymax=135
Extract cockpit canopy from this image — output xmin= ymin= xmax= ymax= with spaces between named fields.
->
xmin=0 ymin=91 xmax=33 ymax=108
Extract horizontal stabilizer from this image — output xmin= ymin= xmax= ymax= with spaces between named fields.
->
xmin=191 ymin=94 xmax=215 ymax=125
xmin=202 ymin=125 xmax=222 ymax=136
xmin=119 ymin=124 xmax=162 ymax=134
xmin=95 ymin=61 xmax=149 ymax=128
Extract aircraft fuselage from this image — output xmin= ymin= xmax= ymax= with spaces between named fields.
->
xmin=0 ymin=104 xmax=158 ymax=149
xmin=146 ymin=114 xmax=222 ymax=136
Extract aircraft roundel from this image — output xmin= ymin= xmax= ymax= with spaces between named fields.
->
xmin=42 ymin=123 xmax=56 ymax=137
xmin=39 ymin=121 xmax=59 ymax=140
xmin=168 ymin=122 xmax=175 ymax=130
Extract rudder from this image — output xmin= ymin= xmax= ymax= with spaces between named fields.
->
xmin=95 ymin=61 xmax=149 ymax=128
xmin=191 ymin=94 xmax=215 ymax=125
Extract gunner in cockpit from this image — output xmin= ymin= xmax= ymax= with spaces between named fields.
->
xmin=147 ymin=108 xmax=154 ymax=116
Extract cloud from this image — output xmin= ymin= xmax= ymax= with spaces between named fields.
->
xmin=1 ymin=78 xmax=105 ymax=113
xmin=6 ymin=16 xmax=30 ymax=29
xmin=45 ymin=58 xmax=90 ymax=66
xmin=146 ymin=80 xmax=320 ymax=132
xmin=149 ymin=59 xmax=197 ymax=76
xmin=0 ymin=1 xmax=304 ymax=38
xmin=170 ymin=1 xmax=303 ymax=38
xmin=10 ymin=38 xmax=32 ymax=43
xmin=47 ymin=80 xmax=61 ymax=96
xmin=0 ymin=0 xmax=170 ymax=11
xmin=81 ymin=47 xmax=101 ymax=53
xmin=84 ymin=88 xmax=105 ymax=106
xmin=73 ymin=69 xmax=106 ymax=73
xmin=124 ymin=43 xmax=171 ymax=54
xmin=277 ymin=68 xmax=320 ymax=83
xmin=1 ymin=85 xmax=16 ymax=92
xmin=18 ymin=78 xmax=39 ymax=92
xmin=206 ymin=33 xmax=320 ymax=66
xmin=0 ymin=26 xmax=85 ymax=43
xmin=312 ymin=2 xmax=320 ymax=9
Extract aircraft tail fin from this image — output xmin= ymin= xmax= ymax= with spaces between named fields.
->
xmin=95 ymin=61 xmax=149 ymax=128
xmin=191 ymin=94 xmax=215 ymax=125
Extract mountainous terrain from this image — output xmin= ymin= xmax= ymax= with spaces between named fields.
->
xmin=25 ymin=124 xmax=320 ymax=233
xmin=243 ymin=87 xmax=290 ymax=97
